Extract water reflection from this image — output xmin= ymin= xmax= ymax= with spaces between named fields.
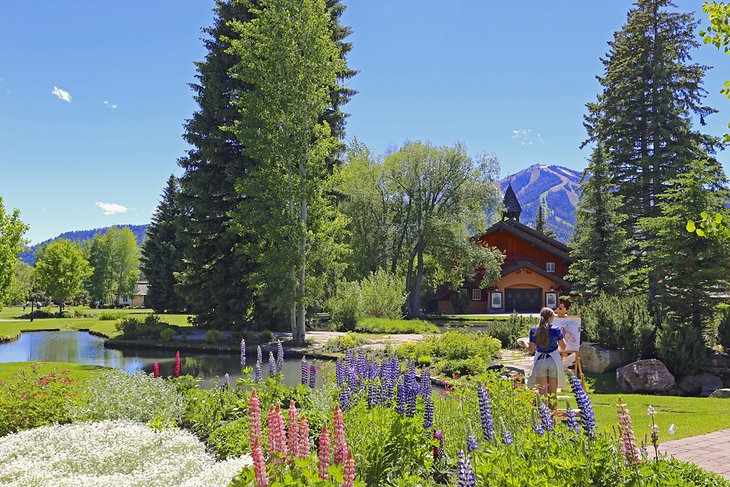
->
xmin=0 ymin=331 xmax=330 ymax=387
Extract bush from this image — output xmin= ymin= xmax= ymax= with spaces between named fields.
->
xmin=205 ymin=329 xmax=223 ymax=344
xmin=656 ymin=324 xmax=707 ymax=377
xmin=450 ymin=289 xmax=470 ymax=314
xmin=359 ymin=270 xmax=405 ymax=319
xmin=0 ymin=364 xmax=75 ymax=436
xmin=160 ymin=328 xmax=176 ymax=342
xmin=718 ymin=307 xmax=730 ymax=351
xmin=99 ymin=310 xmax=126 ymax=320
xmin=324 ymin=332 xmax=368 ymax=352
xmin=115 ymin=316 xmax=142 ymax=336
xmin=487 ymin=312 xmax=533 ymax=348
xmin=327 ymin=280 xmax=362 ymax=330
xmin=70 ymin=369 xmax=185 ymax=424
xmin=582 ymin=294 xmax=657 ymax=359
xmin=354 ymin=318 xmax=439 ymax=334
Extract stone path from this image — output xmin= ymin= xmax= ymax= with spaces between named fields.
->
xmin=660 ymin=429 xmax=730 ymax=479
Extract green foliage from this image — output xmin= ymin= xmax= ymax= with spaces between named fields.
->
xmin=449 ymin=289 xmax=470 ymax=314
xmin=701 ymin=1 xmax=730 ymax=143
xmin=324 ymin=332 xmax=367 ymax=353
xmin=0 ymin=363 xmax=75 ymax=436
xmin=4 ymin=262 xmax=34 ymax=306
xmin=98 ymin=310 xmax=126 ymax=321
xmin=141 ymin=175 xmax=186 ymax=312
xmin=717 ymin=307 xmax=730 ymax=350
xmin=70 ymin=369 xmax=184 ymax=424
xmin=0 ymin=197 xmax=28 ymax=308
xmin=656 ymin=323 xmax=707 ymax=376
xmin=35 ymin=238 xmax=92 ymax=314
xmin=486 ymin=312 xmax=533 ymax=349
xmin=354 ymin=318 xmax=438 ymax=334
xmin=86 ymin=226 xmax=141 ymax=304
xmin=397 ymin=330 xmax=501 ymax=377
xmin=327 ymin=280 xmax=362 ymax=330
xmin=359 ymin=270 xmax=405 ymax=319
xmin=205 ymin=329 xmax=223 ymax=344
xmin=160 ymin=328 xmax=176 ymax=342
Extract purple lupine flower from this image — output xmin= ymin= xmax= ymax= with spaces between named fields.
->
xmin=340 ymin=384 xmax=351 ymax=411
xmin=566 ymin=404 xmax=580 ymax=435
xmin=357 ymin=351 xmax=367 ymax=379
xmin=477 ymin=386 xmax=494 ymax=441
xmin=420 ymin=367 xmax=432 ymax=400
xmin=257 ymin=345 xmax=262 ymax=366
xmin=396 ymin=377 xmax=406 ymax=415
xmin=533 ymin=420 xmax=545 ymax=435
xmin=370 ymin=361 xmax=379 ymax=381
xmin=466 ymin=434 xmax=479 ymax=452
xmin=345 ymin=349 xmax=355 ymax=370
xmin=569 ymin=373 xmax=596 ymax=439
xmin=501 ymin=429 xmax=513 ymax=445
xmin=433 ymin=430 xmax=444 ymax=461
xmin=223 ymin=373 xmax=230 ymax=389
xmin=538 ymin=403 xmax=555 ymax=433
xmin=368 ymin=379 xmax=379 ymax=408
xmin=276 ymin=340 xmax=284 ymax=374
xmin=301 ymin=356 xmax=308 ymax=386
xmin=255 ymin=360 xmax=263 ymax=383
xmin=336 ymin=359 xmax=346 ymax=387
xmin=423 ymin=396 xmax=434 ymax=430
xmin=240 ymin=338 xmax=246 ymax=368
xmin=457 ymin=450 xmax=476 ymax=487
xmin=309 ymin=364 xmax=316 ymax=389
xmin=348 ymin=365 xmax=358 ymax=392
xmin=268 ymin=351 xmax=277 ymax=378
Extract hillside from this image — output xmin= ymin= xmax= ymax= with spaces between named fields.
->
xmin=20 ymin=224 xmax=148 ymax=265
xmin=499 ymin=164 xmax=582 ymax=242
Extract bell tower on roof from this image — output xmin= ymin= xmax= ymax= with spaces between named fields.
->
xmin=502 ymin=183 xmax=522 ymax=222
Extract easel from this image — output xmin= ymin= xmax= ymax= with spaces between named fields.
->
xmin=560 ymin=350 xmax=585 ymax=388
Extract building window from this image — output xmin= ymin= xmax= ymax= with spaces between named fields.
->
xmin=546 ymin=262 xmax=555 ymax=273
xmin=471 ymin=288 xmax=482 ymax=301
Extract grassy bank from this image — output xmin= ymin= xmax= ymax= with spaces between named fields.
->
xmin=0 ymin=361 xmax=106 ymax=383
xmin=354 ymin=317 xmax=439 ymax=334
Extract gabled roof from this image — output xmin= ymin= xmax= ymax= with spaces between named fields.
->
xmin=501 ymin=260 xmax=572 ymax=290
xmin=478 ymin=219 xmax=573 ymax=262
xmin=502 ymin=183 xmax=522 ymax=221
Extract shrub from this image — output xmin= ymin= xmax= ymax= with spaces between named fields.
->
xmin=354 ymin=318 xmax=439 ymax=334
xmin=327 ymin=280 xmax=362 ymax=330
xmin=115 ymin=316 xmax=142 ymax=336
xmin=450 ymin=289 xmax=470 ymax=314
xmin=487 ymin=312 xmax=533 ymax=348
xmin=718 ymin=307 xmax=730 ymax=351
xmin=260 ymin=329 xmax=274 ymax=341
xmin=582 ymin=294 xmax=657 ymax=359
xmin=0 ymin=420 xmax=249 ymax=486
xmin=656 ymin=324 xmax=707 ymax=377
xmin=0 ymin=364 xmax=75 ymax=436
xmin=70 ymin=369 xmax=184 ymax=424
xmin=160 ymin=328 xmax=176 ymax=342
xmin=324 ymin=332 xmax=367 ymax=352
xmin=99 ymin=310 xmax=126 ymax=320
xmin=359 ymin=270 xmax=405 ymax=319
xmin=205 ymin=329 xmax=223 ymax=344
xmin=144 ymin=313 xmax=163 ymax=328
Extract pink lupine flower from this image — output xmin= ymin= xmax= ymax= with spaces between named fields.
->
xmin=267 ymin=405 xmax=287 ymax=461
xmin=251 ymin=438 xmax=269 ymax=487
xmin=333 ymin=405 xmax=347 ymax=465
xmin=297 ymin=415 xmax=310 ymax=459
xmin=317 ymin=424 xmax=331 ymax=480
xmin=617 ymin=401 xmax=642 ymax=467
xmin=342 ymin=450 xmax=356 ymax=487
xmin=173 ymin=351 xmax=181 ymax=378
xmin=153 ymin=362 xmax=160 ymax=378
xmin=287 ymin=400 xmax=300 ymax=463
xmin=249 ymin=391 xmax=262 ymax=450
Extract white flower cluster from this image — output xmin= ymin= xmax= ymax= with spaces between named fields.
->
xmin=0 ymin=420 xmax=251 ymax=487
xmin=70 ymin=369 xmax=184 ymax=424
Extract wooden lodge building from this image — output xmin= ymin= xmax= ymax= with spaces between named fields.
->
xmin=435 ymin=185 xmax=573 ymax=314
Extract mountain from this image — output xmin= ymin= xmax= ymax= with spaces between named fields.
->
xmin=499 ymin=164 xmax=582 ymax=243
xmin=20 ymin=224 xmax=149 ymax=265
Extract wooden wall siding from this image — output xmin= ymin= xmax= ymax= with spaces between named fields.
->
xmin=478 ymin=229 xmax=569 ymax=277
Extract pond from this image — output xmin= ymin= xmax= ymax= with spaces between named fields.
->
xmin=0 ymin=330 xmax=330 ymax=388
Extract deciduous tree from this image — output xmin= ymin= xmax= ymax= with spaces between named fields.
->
xmin=87 ymin=227 xmax=140 ymax=305
xmin=0 ymin=197 xmax=27 ymax=308
xmin=35 ymin=239 xmax=92 ymax=314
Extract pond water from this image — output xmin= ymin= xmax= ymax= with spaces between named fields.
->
xmin=0 ymin=331 xmax=330 ymax=388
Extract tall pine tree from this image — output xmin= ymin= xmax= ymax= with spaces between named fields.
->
xmin=176 ymin=0 xmax=354 ymax=329
xmin=567 ymin=147 xmax=630 ymax=300
xmin=141 ymin=176 xmax=186 ymax=312
xmin=583 ymin=0 xmax=721 ymax=290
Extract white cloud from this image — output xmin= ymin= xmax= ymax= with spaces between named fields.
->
xmin=511 ymin=128 xmax=543 ymax=146
xmin=51 ymin=86 xmax=72 ymax=102
xmin=96 ymin=201 xmax=128 ymax=215
xmin=103 ymin=100 xmax=118 ymax=109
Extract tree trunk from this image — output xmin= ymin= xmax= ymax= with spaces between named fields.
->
xmin=405 ymin=244 xmax=418 ymax=317
xmin=412 ymin=241 xmax=425 ymax=318
xmin=297 ymin=185 xmax=307 ymax=345
xmin=288 ymin=168 xmax=298 ymax=341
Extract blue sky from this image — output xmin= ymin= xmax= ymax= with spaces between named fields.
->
xmin=1 ymin=0 xmax=728 ymax=244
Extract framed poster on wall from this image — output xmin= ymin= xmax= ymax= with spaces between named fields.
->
xmin=545 ymin=292 xmax=557 ymax=308
xmin=491 ymin=291 xmax=502 ymax=309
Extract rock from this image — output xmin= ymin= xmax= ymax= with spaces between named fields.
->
xmin=616 ymin=359 xmax=676 ymax=393
xmin=677 ymin=373 xmax=723 ymax=396
xmin=709 ymin=388 xmax=730 ymax=399
xmin=579 ymin=342 xmax=632 ymax=374
xmin=704 ymin=353 xmax=730 ymax=369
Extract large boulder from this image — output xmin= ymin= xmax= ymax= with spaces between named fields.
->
xmin=709 ymin=388 xmax=730 ymax=399
xmin=616 ymin=359 xmax=676 ymax=393
xmin=579 ymin=342 xmax=632 ymax=374
xmin=677 ymin=373 xmax=723 ymax=396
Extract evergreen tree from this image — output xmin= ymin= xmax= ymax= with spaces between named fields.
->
xmin=176 ymin=0 xmax=354 ymax=329
xmin=567 ymin=147 xmax=630 ymax=300
xmin=639 ymin=157 xmax=730 ymax=332
xmin=534 ymin=203 xmax=546 ymax=233
xmin=583 ymin=0 xmax=721 ymax=288
xmin=141 ymin=176 xmax=185 ymax=312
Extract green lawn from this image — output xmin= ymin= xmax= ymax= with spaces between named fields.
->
xmin=0 ymin=306 xmax=193 ymax=340
xmin=427 ymin=314 xmax=514 ymax=322
xmin=0 ymin=361 xmax=106 ymax=383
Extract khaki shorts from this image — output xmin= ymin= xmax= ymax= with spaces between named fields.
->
xmin=533 ymin=354 xmax=558 ymax=378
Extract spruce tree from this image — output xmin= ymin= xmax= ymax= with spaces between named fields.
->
xmin=567 ymin=147 xmax=630 ymax=300
xmin=175 ymin=0 xmax=354 ymax=329
xmin=639 ymin=157 xmax=730 ymax=332
xmin=141 ymin=176 xmax=186 ymax=312
xmin=534 ymin=203 xmax=546 ymax=233
xmin=583 ymin=0 xmax=721 ymax=288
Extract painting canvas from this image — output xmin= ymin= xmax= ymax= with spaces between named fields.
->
xmin=553 ymin=317 xmax=581 ymax=352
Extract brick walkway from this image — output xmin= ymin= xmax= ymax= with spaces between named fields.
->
xmin=660 ymin=429 xmax=730 ymax=479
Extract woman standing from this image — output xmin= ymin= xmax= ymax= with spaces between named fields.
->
xmin=527 ymin=307 xmax=566 ymax=408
